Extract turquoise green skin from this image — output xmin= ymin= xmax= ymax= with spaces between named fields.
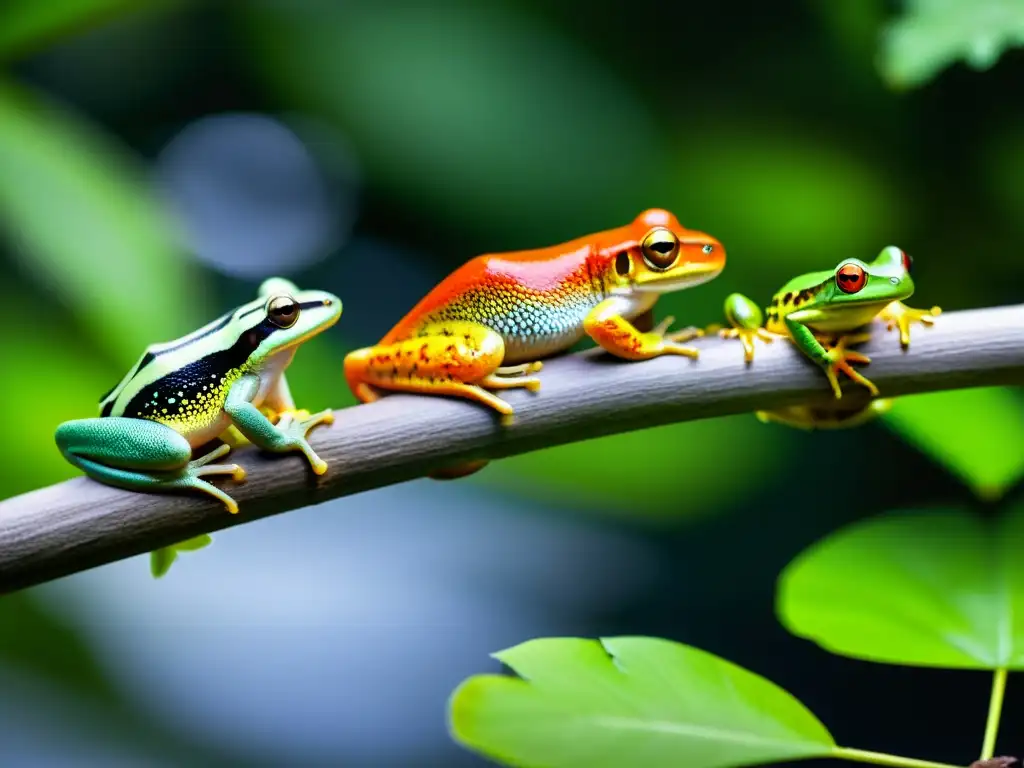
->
xmin=55 ymin=277 xmax=342 ymax=577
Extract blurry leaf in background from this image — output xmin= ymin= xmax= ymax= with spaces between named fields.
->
xmin=0 ymin=298 xmax=122 ymax=496
xmin=666 ymin=129 xmax=906 ymax=280
xmin=449 ymin=636 xmax=836 ymax=768
xmin=486 ymin=415 xmax=791 ymax=521
xmin=0 ymin=79 xmax=206 ymax=364
xmin=0 ymin=0 xmax=173 ymax=61
xmin=879 ymin=0 xmax=1024 ymax=89
xmin=881 ymin=387 xmax=1024 ymax=501
xmin=778 ymin=504 xmax=1024 ymax=669
xmin=243 ymin=0 xmax=664 ymax=241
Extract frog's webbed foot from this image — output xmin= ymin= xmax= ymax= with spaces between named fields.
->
xmin=482 ymin=361 xmax=543 ymax=393
xmin=718 ymin=326 xmax=785 ymax=363
xmin=822 ymin=335 xmax=878 ymax=399
xmin=181 ymin=443 xmax=246 ymax=514
xmin=274 ymin=408 xmax=334 ymax=475
xmin=878 ymin=300 xmax=941 ymax=348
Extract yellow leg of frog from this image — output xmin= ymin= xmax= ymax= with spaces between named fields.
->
xmin=343 ymin=321 xmax=542 ymax=426
xmin=584 ymin=305 xmax=704 ymax=360
xmin=877 ymin=300 xmax=941 ymax=347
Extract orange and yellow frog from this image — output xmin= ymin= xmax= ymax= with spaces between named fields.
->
xmin=343 ymin=210 xmax=725 ymax=439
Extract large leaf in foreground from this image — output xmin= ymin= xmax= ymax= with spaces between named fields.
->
xmin=449 ymin=636 xmax=835 ymax=768
xmin=881 ymin=387 xmax=1024 ymax=501
xmin=779 ymin=505 xmax=1024 ymax=669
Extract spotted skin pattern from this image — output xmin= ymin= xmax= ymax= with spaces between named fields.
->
xmin=58 ymin=282 xmax=341 ymax=516
xmin=344 ymin=209 xmax=726 ymax=478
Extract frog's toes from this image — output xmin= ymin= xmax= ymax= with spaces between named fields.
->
xmin=823 ymin=337 xmax=879 ymax=399
xmin=499 ymin=412 xmax=516 ymax=427
xmin=666 ymin=325 xmax=704 ymax=343
xmin=279 ymin=408 xmax=334 ymax=437
xmin=652 ymin=316 xmax=703 ymax=343
xmin=496 ymin=361 xmax=543 ymax=376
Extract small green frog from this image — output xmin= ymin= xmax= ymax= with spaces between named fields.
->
xmin=55 ymin=277 xmax=342 ymax=576
xmin=718 ymin=244 xmax=939 ymax=401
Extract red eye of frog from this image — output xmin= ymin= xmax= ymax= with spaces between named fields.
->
xmin=835 ymin=263 xmax=866 ymax=294
xmin=901 ymin=250 xmax=913 ymax=274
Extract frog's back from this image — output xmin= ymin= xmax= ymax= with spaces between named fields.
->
xmin=99 ymin=312 xmax=251 ymax=445
xmin=765 ymin=269 xmax=832 ymax=332
xmin=381 ymin=238 xmax=604 ymax=354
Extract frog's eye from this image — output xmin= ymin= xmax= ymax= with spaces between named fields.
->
xmin=702 ymin=244 xmax=714 ymax=254
xmin=267 ymin=295 xmax=300 ymax=328
xmin=901 ymin=250 xmax=913 ymax=274
xmin=835 ymin=263 xmax=867 ymax=294
xmin=640 ymin=227 xmax=680 ymax=271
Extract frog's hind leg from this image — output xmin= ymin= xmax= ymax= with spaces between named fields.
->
xmin=343 ymin=321 xmax=541 ymax=425
xmin=56 ymin=418 xmax=245 ymax=513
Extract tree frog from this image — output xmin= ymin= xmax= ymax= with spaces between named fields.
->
xmin=344 ymin=209 xmax=725 ymax=425
xmin=55 ymin=277 xmax=342 ymax=576
xmin=718 ymin=245 xmax=940 ymax=400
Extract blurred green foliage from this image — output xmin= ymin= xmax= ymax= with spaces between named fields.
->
xmin=882 ymin=388 xmax=1024 ymax=500
xmin=880 ymin=0 xmax=1024 ymax=88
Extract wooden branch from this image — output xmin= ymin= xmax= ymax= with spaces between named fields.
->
xmin=1 ymin=304 xmax=1022 ymax=592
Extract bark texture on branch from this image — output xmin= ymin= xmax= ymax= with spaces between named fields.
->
xmin=1 ymin=304 xmax=1022 ymax=593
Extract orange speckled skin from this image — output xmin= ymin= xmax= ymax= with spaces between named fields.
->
xmin=343 ymin=208 xmax=725 ymax=435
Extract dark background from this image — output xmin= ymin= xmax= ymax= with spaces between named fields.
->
xmin=1 ymin=1 xmax=1022 ymax=765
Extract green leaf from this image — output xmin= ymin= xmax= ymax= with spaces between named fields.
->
xmin=449 ymin=636 xmax=836 ymax=768
xmin=879 ymin=0 xmax=1024 ymax=89
xmin=173 ymin=533 xmax=212 ymax=552
xmin=0 ymin=0 xmax=173 ymax=60
xmin=149 ymin=547 xmax=177 ymax=578
xmin=0 ymin=79 xmax=207 ymax=363
xmin=881 ymin=387 xmax=1024 ymax=501
xmin=778 ymin=504 xmax=1024 ymax=669
xmin=150 ymin=534 xmax=212 ymax=577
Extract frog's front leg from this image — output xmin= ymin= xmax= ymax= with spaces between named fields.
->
xmin=55 ymin=418 xmax=246 ymax=512
xmin=224 ymin=375 xmax=333 ymax=475
xmin=343 ymin=321 xmax=542 ymax=425
xmin=717 ymin=293 xmax=786 ymax=363
xmin=877 ymin=300 xmax=941 ymax=347
xmin=785 ymin=313 xmax=878 ymax=399
xmin=583 ymin=297 xmax=704 ymax=361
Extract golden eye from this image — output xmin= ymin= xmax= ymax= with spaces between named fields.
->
xmin=267 ymin=295 xmax=300 ymax=328
xmin=641 ymin=227 xmax=679 ymax=271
